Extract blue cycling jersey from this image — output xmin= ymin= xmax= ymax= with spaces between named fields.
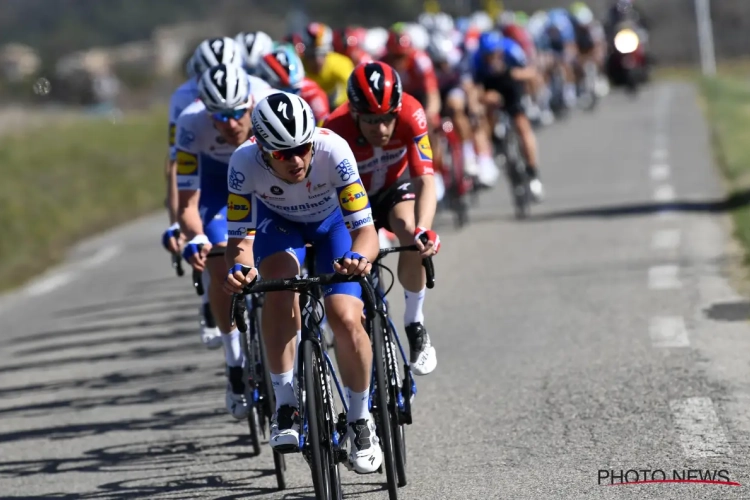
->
xmin=471 ymin=37 xmax=527 ymax=81
xmin=547 ymin=8 xmax=576 ymax=43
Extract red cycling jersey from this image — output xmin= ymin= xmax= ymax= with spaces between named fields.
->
xmin=299 ymin=77 xmax=330 ymax=124
xmin=323 ymin=92 xmax=434 ymax=194
xmin=502 ymin=24 xmax=536 ymax=60
xmin=348 ymin=48 xmax=373 ymax=65
xmin=380 ymin=50 xmax=438 ymax=105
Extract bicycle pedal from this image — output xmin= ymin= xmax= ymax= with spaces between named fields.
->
xmin=334 ymin=448 xmax=348 ymax=464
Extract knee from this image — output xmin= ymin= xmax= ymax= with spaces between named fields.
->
xmin=390 ymin=216 xmax=415 ymax=245
xmin=328 ymin=309 xmax=368 ymax=351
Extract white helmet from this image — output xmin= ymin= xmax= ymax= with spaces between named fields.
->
xmin=191 ymin=37 xmax=243 ymax=77
xmin=363 ymin=27 xmax=389 ymax=57
xmin=470 ymin=11 xmax=493 ymax=33
xmin=418 ymin=13 xmax=436 ymax=32
xmin=198 ymin=64 xmax=251 ymax=113
xmin=434 ymin=13 xmax=455 ymax=34
xmin=575 ymin=6 xmax=594 ymax=25
xmin=404 ymin=23 xmax=430 ymax=51
xmin=251 ymin=92 xmax=315 ymax=151
xmin=236 ymin=31 xmax=274 ymax=71
xmin=427 ymin=33 xmax=459 ymax=66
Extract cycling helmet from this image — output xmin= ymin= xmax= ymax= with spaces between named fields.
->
xmin=363 ymin=27 xmax=389 ymax=58
xmin=347 ymin=61 xmax=403 ymax=115
xmin=427 ymin=33 xmax=457 ymax=65
xmin=515 ymin=11 xmax=530 ymax=27
xmin=236 ymin=31 xmax=274 ymax=71
xmin=386 ymin=25 xmax=414 ymax=56
xmin=251 ymin=92 xmax=315 ymax=151
xmin=433 ymin=13 xmax=455 ymax=34
xmin=418 ymin=12 xmax=436 ymax=32
xmin=190 ymin=37 xmax=243 ymax=77
xmin=470 ymin=12 xmax=494 ymax=32
xmin=497 ymin=11 xmax=517 ymax=27
xmin=333 ymin=26 xmax=367 ymax=55
xmin=574 ymin=6 xmax=594 ymax=24
xmin=478 ymin=31 xmax=504 ymax=56
xmin=303 ymin=22 xmax=333 ymax=55
xmin=257 ymin=46 xmax=305 ymax=91
xmin=198 ymin=64 xmax=251 ymax=113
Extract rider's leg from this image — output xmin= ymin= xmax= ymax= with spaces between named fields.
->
xmin=446 ymin=88 xmax=477 ymax=174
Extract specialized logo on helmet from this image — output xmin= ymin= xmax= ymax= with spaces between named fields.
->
xmin=211 ymin=39 xmax=224 ymax=55
xmin=227 ymin=193 xmax=251 ymax=221
xmin=213 ymin=68 xmax=225 ymax=86
xmin=369 ymin=71 xmax=381 ymax=90
xmin=277 ymin=101 xmax=289 ymax=120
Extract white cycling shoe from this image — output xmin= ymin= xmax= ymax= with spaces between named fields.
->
xmin=225 ymin=366 xmax=249 ymax=420
xmin=346 ymin=417 xmax=383 ymax=474
xmin=199 ymin=304 xmax=222 ymax=349
xmin=529 ymin=178 xmax=545 ymax=202
xmin=405 ymin=323 xmax=437 ymax=376
xmin=270 ymin=405 xmax=301 ymax=453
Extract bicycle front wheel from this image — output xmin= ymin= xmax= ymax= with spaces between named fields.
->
xmin=303 ymin=340 xmax=335 ymax=499
xmin=372 ymin=313 xmax=399 ymax=499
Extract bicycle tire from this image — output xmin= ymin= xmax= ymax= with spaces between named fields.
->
xmin=385 ymin=323 xmax=407 ymax=487
xmin=254 ymin=303 xmax=287 ymax=490
xmin=303 ymin=339 xmax=333 ymax=499
xmin=240 ymin=324 xmax=262 ymax=457
xmin=372 ymin=313 xmax=399 ymax=499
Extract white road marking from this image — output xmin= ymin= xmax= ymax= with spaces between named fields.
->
xmin=652 ymin=229 xmax=681 ymax=250
xmin=23 ymin=272 xmax=75 ymax=297
xmin=81 ymin=245 xmax=121 ymax=269
xmin=669 ymin=397 xmax=733 ymax=458
xmin=650 ymin=163 xmax=670 ymax=181
xmin=654 ymin=185 xmax=675 ymax=202
xmin=650 ymin=316 xmax=690 ymax=347
xmin=649 ymin=265 xmax=681 ymax=289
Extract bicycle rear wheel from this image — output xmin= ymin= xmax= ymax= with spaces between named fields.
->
xmin=372 ymin=313 xmax=399 ymax=499
xmin=303 ymin=339 xmax=335 ymax=499
xmin=240 ymin=322 xmax=262 ymax=457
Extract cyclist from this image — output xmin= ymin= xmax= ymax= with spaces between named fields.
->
xmin=472 ymin=31 xmax=544 ymax=200
xmin=257 ymin=46 xmax=330 ymax=125
xmin=333 ymin=26 xmax=373 ymax=65
xmin=223 ymin=92 xmax=384 ymax=473
xmin=324 ymin=61 xmax=440 ymax=376
xmin=569 ymin=3 xmax=607 ymax=93
xmin=235 ymin=30 xmax=274 ymax=76
xmin=163 ymin=37 xmax=244 ymax=348
xmin=546 ymin=7 xmax=579 ymax=108
xmin=175 ymin=64 xmax=275 ymax=415
xmin=301 ymin=22 xmax=355 ymax=108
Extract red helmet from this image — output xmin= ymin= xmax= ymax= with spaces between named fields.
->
xmin=386 ymin=28 xmax=413 ymax=56
xmin=283 ymin=33 xmax=305 ymax=56
xmin=347 ymin=61 xmax=403 ymax=115
xmin=333 ymin=26 xmax=367 ymax=55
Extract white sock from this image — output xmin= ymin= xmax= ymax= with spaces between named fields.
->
xmin=347 ymin=389 xmax=370 ymax=422
xmin=222 ymin=329 xmax=244 ymax=367
xmin=201 ymin=272 xmax=211 ymax=305
xmin=271 ymin=369 xmax=297 ymax=410
xmin=404 ymin=287 xmax=426 ymax=325
xmin=462 ymin=140 xmax=476 ymax=164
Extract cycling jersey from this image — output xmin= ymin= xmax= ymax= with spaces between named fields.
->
xmin=167 ymin=79 xmax=199 ymax=151
xmin=547 ymin=8 xmax=576 ymax=44
xmin=304 ymin=51 xmax=354 ymax=108
xmin=226 ymin=128 xmax=374 ymax=298
xmin=380 ymin=50 xmax=438 ymax=107
xmin=470 ymin=37 xmax=528 ymax=77
xmin=502 ymin=24 xmax=537 ymax=60
xmin=170 ymin=74 xmax=271 ymax=161
xmin=174 ymin=84 xmax=277 ymax=245
xmin=348 ymin=48 xmax=373 ymax=65
xmin=299 ymin=77 xmax=330 ymax=125
xmin=471 ymin=38 xmax=528 ymax=117
xmin=323 ymin=93 xmax=434 ymax=195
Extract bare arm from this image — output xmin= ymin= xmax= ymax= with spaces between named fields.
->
xmin=413 ymin=174 xmax=437 ymax=230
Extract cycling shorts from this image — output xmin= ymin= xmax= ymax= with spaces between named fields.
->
xmin=199 ymin=174 xmax=229 ymax=245
xmin=478 ymin=71 xmax=525 ymax=118
xmin=252 ymin=202 xmax=361 ymax=299
xmin=369 ymin=178 xmax=416 ymax=232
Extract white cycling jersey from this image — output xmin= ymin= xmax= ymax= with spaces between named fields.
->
xmin=175 ymin=83 xmax=279 ymax=192
xmin=226 ymin=128 xmax=374 ymax=239
xmin=167 ymin=78 xmax=199 ymax=151
xmin=170 ymin=74 xmax=272 ymax=162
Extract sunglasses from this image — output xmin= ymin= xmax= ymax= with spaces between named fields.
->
xmin=212 ymin=108 xmax=247 ymax=122
xmin=359 ymin=113 xmax=397 ymax=125
xmin=268 ymin=142 xmax=313 ymax=161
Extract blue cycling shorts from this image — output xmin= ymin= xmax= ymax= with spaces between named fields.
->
xmin=199 ymin=173 xmax=229 ymax=245
xmin=252 ymin=202 xmax=361 ymax=299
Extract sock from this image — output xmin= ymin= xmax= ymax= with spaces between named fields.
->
xmin=222 ymin=329 xmax=244 ymax=367
xmin=462 ymin=140 xmax=477 ymax=164
xmin=347 ymin=389 xmax=370 ymax=422
xmin=270 ymin=369 xmax=297 ymax=410
xmin=404 ymin=287 xmax=426 ymax=325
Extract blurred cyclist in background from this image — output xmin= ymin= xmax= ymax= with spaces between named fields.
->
xmin=301 ymin=22 xmax=355 ymax=108
xmin=333 ymin=26 xmax=373 ymax=65
xmin=235 ymin=30 xmax=274 ymax=76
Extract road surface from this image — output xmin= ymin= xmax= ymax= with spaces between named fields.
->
xmin=2 ymin=81 xmax=750 ymax=499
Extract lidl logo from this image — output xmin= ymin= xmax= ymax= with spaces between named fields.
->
xmin=227 ymin=194 xmax=251 ymax=221
xmin=415 ymin=133 xmax=433 ymax=161
xmin=339 ymin=182 xmax=369 ymax=213
xmin=176 ymin=150 xmax=198 ymax=175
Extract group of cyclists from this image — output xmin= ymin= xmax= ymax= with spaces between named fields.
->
xmin=159 ymin=0 xmax=642 ymax=482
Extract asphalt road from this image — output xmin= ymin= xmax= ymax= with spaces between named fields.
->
xmin=2 ymin=81 xmax=750 ymax=500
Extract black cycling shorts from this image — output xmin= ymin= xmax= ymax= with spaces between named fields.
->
xmin=478 ymin=71 xmax=525 ymax=117
xmin=369 ymin=178 xmax=416 ymax=232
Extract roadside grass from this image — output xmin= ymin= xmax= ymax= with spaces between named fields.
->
xmin=697 ymin=76 xmax=750 ymax=273
xmin=0 ymin=107 xmax=167 ymax=291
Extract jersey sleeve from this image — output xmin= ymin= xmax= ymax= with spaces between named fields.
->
xmin=504 ymin=39 xmax=528 ymax=68
xmin=174 ymin=112 xmax=201 ymax=191
xmin=226 ymin=146 xmax=257 ymax=240
xmin=167 ymin=91 xmax=185 ymax=160
xmin=326 ymin=132 xmax=374 ymax=232
xmin=402 ymin=99 xmax=435 ymax=177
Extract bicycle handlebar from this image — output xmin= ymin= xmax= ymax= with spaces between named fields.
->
xmin=373 ymin=244 xmax=435 ymax=290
